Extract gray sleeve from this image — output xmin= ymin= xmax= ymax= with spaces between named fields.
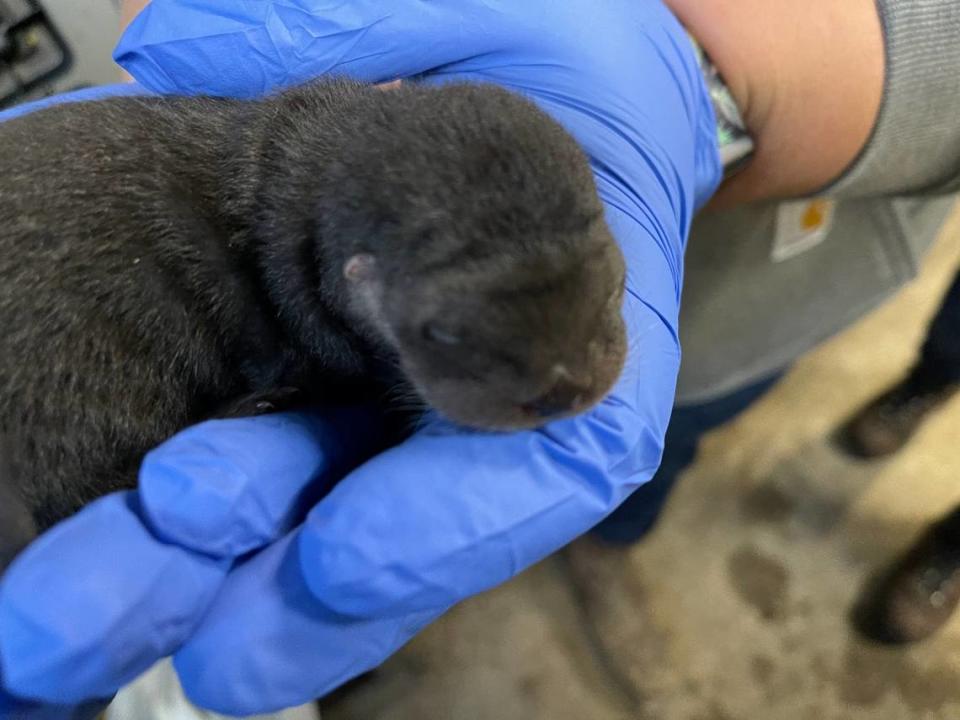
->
xmin=827 ymin=0 xmax=960 ymax=198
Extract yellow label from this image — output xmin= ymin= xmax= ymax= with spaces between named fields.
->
xmin=772 ymin=199 xmax=835 ymax=263
xmin=801 ymin=200 xmax=829 ymax=231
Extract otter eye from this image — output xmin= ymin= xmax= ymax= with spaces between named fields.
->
xmin=422 ymin=323 xmax=461 ymax=346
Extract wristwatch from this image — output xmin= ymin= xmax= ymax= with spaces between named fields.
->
xmin=689 ymin=34 xmax=755 ymax=178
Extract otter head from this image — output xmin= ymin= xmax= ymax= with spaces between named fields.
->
xmin=329 ymin=82 xmax=627 ymax=430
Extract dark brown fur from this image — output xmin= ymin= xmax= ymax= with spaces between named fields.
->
xmin=0 ymin=78 xmax=625 ymax=539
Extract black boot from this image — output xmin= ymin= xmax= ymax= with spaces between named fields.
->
xmin=853 ymin=507 xmax=960 ymax=644
xmin=839 ymin=364 xmax=958 ymax=459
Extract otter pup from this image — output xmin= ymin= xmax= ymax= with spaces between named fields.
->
xmin=0 ymin=78 xmax=626 ymax=540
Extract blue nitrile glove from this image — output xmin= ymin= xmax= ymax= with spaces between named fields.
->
xmin=0 ymin=1 xmax=722 ymax=715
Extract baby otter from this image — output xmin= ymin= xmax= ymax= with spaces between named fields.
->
xmin=0 ymin=78 xmax=626 ymax=537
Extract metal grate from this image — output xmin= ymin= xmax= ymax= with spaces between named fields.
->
xmin=0 ymin=0 xmax=70 ymax=109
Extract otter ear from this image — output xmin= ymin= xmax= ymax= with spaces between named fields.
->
xmin=343 ymin=254 xmax=376 ymax=283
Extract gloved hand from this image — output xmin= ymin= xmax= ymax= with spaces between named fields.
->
xmin=0 ymin=0 xmax=722 ymax=715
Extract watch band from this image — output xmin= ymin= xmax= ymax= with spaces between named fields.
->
xmin=689 ymin=34 xmax=755 ymax=177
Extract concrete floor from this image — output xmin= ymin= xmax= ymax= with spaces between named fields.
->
xmin=323 ymin=209 xmax=960 ymax=720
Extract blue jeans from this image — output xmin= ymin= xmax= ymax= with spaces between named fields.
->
xmin=593 ymin=372 xmax=783 ymax=544
xmin=920 ymin=270 xmax=960 ymax=382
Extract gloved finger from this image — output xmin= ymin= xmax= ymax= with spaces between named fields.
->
xmin=0 ymin=83 xmax=150 ymax=123
xmin=0 ymin=405 xmax=383 ymax=704
xmin=140 ymin=407 xmax=383 ymax=557
xmin=171 ymin=531 xmax=439 ymax=715
xmin=0 ymin=494 xmax=227 ymax=704
xmin=114 ymin=0 xmax=526 ymax=96
xmin=297 ymin=288 xmax=676 ymax=619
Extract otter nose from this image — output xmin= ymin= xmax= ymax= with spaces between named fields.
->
xmin=521 ymin=373 xmax=588 ymax=418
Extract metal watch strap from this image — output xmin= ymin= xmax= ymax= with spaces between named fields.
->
xmin=689 ymin=34 xmax=755 ymax=178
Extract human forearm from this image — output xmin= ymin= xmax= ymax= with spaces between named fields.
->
xmin=672 ymin=0 xmax=960 ymax=205
xmin=666 ymin=0 xmax=884 ymax=207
